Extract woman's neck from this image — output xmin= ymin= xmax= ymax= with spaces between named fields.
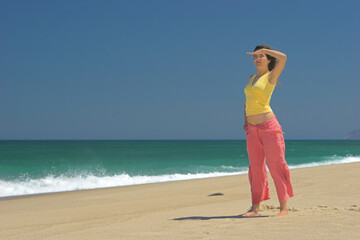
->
xmin=256 ymin=68 xmax=269 ymax=76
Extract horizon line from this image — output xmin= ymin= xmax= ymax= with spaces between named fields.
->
xmin=0 ymin=138 xmax=357 ymax=141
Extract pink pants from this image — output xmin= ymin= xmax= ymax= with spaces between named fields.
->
xmin=246 ymin=116 xmax=294 ymax=205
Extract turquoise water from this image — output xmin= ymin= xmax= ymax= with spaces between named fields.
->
xmin=0 ymin=140 xmax=359 ymax=197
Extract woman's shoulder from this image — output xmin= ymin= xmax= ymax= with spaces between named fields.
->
xmin=248 ymin=74 xmax=256 ymax=80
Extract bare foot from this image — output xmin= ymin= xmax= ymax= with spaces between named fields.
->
xmin=276 ymin=201 xmax=288 ymax=216
xmin=242 ymin=205 xmax=260 ymax=217
xmin=242 ymin=211 xmax=259 ymax=217
xmin=276 ymin=209 xmax=288 ymax=217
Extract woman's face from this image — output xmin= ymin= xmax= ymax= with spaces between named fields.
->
xmin=253 ymin=53 xmax=270 ymax=68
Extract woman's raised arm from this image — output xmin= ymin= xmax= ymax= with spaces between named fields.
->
xmin=247 ymin=49 xmax=287 ymax=85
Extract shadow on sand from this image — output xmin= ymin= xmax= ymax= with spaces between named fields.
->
xmin=172 ymin=214 xmax=271 ymax=221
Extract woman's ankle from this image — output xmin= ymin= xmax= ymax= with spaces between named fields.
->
xmin=250 ymin=204 xmax=260 ymax=213
xmin=279 ymin=201 xmax=288 ymax=211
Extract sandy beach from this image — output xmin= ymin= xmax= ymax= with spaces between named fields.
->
xmin=1 ymin=162 xmax=359 ymax=240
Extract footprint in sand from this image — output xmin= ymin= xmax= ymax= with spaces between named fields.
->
xmin=315 ymin=205 xmax=329 ymax=210
xmin=348 ymin=205 xmax=360 ymax=212
xmin=308 ymin=206 xmax=329 ymax=211
xmin=316 ymin=205 xmax=328 ymax=208
xmin=260 ymin=204 xmax=299 ymax=212
xmin=259 ymin=204 xmax=278 ymax=211
xmin=314 ymin=205 xmax=360 ymax=212
xmin=288 ymin=207 xmax=299 ymax=212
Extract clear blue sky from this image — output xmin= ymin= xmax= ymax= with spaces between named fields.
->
xmin=1 ymin=0 xmax=359 ymax=140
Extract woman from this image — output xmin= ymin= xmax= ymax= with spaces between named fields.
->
xmin=242 ymin=45 xmax=294 ymax=217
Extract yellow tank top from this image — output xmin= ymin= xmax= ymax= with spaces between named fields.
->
xmin=244 ymin=71 xmax=275 ymax=116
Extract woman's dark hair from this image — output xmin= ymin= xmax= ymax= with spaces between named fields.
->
xmin=254 ymin=44 xmax=281 ymax=86
xmin=254 ymin=45 xmax=277 ymax=71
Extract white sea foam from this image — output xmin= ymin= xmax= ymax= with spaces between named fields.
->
xmin=0 ymin=171 xmax=243 ymax=198
xmin=288 ymin=155 xmax=360 ymax=169
xmin=0 ymin=155 xmax=359 ymax=198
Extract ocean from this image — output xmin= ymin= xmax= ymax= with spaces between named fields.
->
xmin=1 ymin=140 xmax=359 ymax=198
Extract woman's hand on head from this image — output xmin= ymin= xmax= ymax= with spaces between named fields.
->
xmin=246 ymin=49 xmax=266 ymax=55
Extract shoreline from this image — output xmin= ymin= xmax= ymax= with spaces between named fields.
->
xmin=1 ymin=162 xmax=359 ymax=239
xmin=1 ymin=159 xmax=359 ymax=201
